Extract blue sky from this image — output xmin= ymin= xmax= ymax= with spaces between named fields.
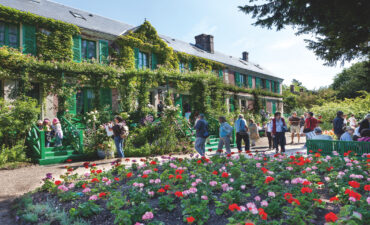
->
xmin=53 ymin=0 xmax=355 ymax=89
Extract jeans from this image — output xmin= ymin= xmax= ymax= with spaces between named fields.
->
xmin=273 ymin=132 xmax=286 ymax=152
xmin=218 ymin=136 xmax=231 ymax=153
xmin=195 ymin=137 xmax=206 ymax=156
xmin=114 ymin=136 xmax=124 ymax=158
xmin=236 ymin=132 xmax=250 ymax=151
xmin=266 ymin=132 xmax=273 ymax=149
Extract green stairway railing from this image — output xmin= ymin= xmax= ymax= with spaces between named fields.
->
xmin=307 ymin=139 xmax=370 ymax=156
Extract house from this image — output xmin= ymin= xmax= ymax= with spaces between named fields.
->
xmin=0 ymin=0 xmax=283 ymax=119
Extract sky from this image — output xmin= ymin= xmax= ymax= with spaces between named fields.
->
xmin=53 ymin=0 xmax=356 ymax=89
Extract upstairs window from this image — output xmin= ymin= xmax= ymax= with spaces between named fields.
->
xmin=179 ymin=62 xmax=185 ymax=73
xmin=134 ymin=48 xmax=149 ymax=69
xmin=0 ymin=22 xmax=19 ymax=48
xmin=81 ymin=39 xmax=96 ymax=60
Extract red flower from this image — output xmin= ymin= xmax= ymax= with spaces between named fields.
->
xmin=317 ymin=182 xmax=324 ymax=185
xmin=197 ymin=160 xmax=202 ymax=164
xmin=208 ymin=148 xmax=213 ymax=152
xmin=96 ymin=169 xmax=102 ymax=174
xmin=168 ymin=174 xmax=174 ymax=179
xmin=314 ymin=153 xmax=321 ymax=158
xmin=176 ymin=175 xmax=183 ymax=180
xmin=313 ymin=198 xmax=322 ymax=204
xmin=261 ymin=167 xmax=268 ymax=174
xmin=330 ymin=196 xmax=339 ymax=202
xmin=301 ymin=187 xmax=313 ymax=194
xmin=221 ymin=172 xmax=229 ymax=178
xmin=54 ymin=180 xmax=62 ymax=186
xmin=301 ymin=170 xmax=307 ymax=174
xmin=83 ymin=162 xmax=90 ymax=168
xmin=326 ymin=166 xmax=333 ymax=172
xmin=125 ymin=158 xmax=130 ymax=161
xmin=164 ymin=185 xmax=171 ymax=190
xmin=126 ymin=172 xmax=133 ymax=178
xmin=91 ymin=178 xmax=100 ymax=183
xmin=226 ymin=153 xmax=231 ymax=157
xmin=186 ymin=216 xmax=195 ymax=223
xmin=67 ymin=168 xmax=73 ymax=172
xmin=325 ymin=212 xmax=338 ymax=222
xmin=344 ymin=189 xmax=362 ymax=200
xmin=284 ymin=193 xmax=293 ymax=200
xmin=212 ymin=171 xmax=218 ymax=175
xmin=153 ymin=168 xmax=158 ymax=172
xmin=217 ymin=149 xmax=223 ymax=153
xmin=348 ymin=181 xmax=360 ymax=188
xmin=302 ymin=181 xmax=311 ymax=186
xmin=245 ymin=223 xmax=254 ymax=225
xmin=82 ymin=183 xmax=87 ymax=189
xmin=114 ymin=177 xmax=120 ymax=181
xmin=291 ymin=198 xmax=301 ymax=205
xmin=175 ymin=191 xmax=183 ymax=197
xmin=91 ymin=163 xmax=96 ymax=167
xmin=264 ymin=176 xmax=275 ymax=184
xmin=142 ymin=174 xmax=148 ymax=178
xmin=99 ymin=192 xmax=107 ymax=198
xmin=91 ymin=170 xmax=96 ymax=174
xmin=66 ymin=159 xmax=72 ymax=163
xmin=157 ymin=188 xmax=165 ymax=193
xmin=150 ymin=161 xmax=157 ymax=165
xmin=364 ymin=185 xmax=370 ymax=191
xmin=258 ymin=208 xmax=268 ymax=220
xmin=309 ymin=150 xmax=313 ymax=153
xmin=228 ymin=203 xmax=241 ymax=211
xmin=175 ymin=169 xmax=185 ymax=175
xmin=318 ymin=149 xmax=322 ymax=152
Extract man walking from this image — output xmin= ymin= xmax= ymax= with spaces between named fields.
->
xmin=269 ymin=112 xmax=287 ymax=153
xmin=289 ymin=112 xmax=301 ymax=144
xmin=235 ymin=114 xmax=250 ymax=152
xmin=194 ymin=114 xmax=208 ymax=156
xmin=333 ymin=111 xmax=345 ymax=139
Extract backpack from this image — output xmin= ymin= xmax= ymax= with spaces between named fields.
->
xmin=239 ymin=119 xmax=246 ymax=132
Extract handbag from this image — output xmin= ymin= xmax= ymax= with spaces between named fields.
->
xmin=303 ymin=128 xmax=311 ymax=133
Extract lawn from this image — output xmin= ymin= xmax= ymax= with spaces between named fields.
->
xmin=14 ymin=150 xmax=369 ymax=225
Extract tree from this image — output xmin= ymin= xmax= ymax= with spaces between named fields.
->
xmin=331 ymin=61 xmax=370 ymax=99
xmin=239 ymin=0 xmax=370 ymax=65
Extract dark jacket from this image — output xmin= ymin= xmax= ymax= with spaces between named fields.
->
xmin=359 ymin=119 xmax=370 ymax=134
xmin=194 ymin=119 xmax=208 ymax=138
xmin=333 ymin=116 xmax=344 ymax=135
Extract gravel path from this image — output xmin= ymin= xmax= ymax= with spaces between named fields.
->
xmin=0 ymin=134 xmax=306 ymax=224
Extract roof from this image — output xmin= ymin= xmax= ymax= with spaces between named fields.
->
xmin=0 ymin=0 xmax=133 ymax=36
xmin=0 ymin=0 xmax=282 ymax=81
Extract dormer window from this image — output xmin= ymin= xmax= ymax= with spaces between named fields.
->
xmin=70 ymin=11 xmax=86 ymax=20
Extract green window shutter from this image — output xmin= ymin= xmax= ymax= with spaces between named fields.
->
xmin=235 ymin=72 xmax=241 ymax=87
xmin=72 ymin=35 xmax=82 ymax=62
xmin=151 ymin=53 xmax=157 ymax=70
xmin=99 ymin=88 xmax=112 ymax=110
xmin=271 ymin=81 xmax=275 ymax=92
xmin=99 ymin=40 xmax=109 ymax=64
xmin=266 ymin=80 xmax=270 ymax=90
xmin=188 ymin=62 xmax=193 ymax=71
xmin=67 ymin=94 xmax=77 ymax=115
xmin=218 ymin=69 xmax=223 ymax=78
xmin=0 ymin=22 xmax=5 ymax=46
xmin=134 ymin=47 xmax=139 ymax=69
xmin=229 ymin=98 xmax=235 ymax=112
xmin=256 ymin=77 xmax=261 ymax=89
xmin=22 ymin=24 xmax=36 ymax=55
xmin=248 ymin=75 xmax=252 ymax=88
xmin=276 ymin=82 xmax=280 ymax=93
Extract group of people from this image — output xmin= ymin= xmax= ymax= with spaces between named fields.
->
xmin=36 ymin=118 xmax=63 ymax=147
xmin=333 ymin=112 xmax=370 ymax=142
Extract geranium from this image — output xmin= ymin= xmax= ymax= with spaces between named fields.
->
xmin=96 ymin=169 xmax=102 ymax=174
xmin=89 ymin=195 xmax=98 ymax=200
xmin=83 ymin=162 xmax=90 ymax=168
xmin=313 ymin=199 xmax=322 ymax=204
xmin=268 ymin=192 xmax=275 ymax=197
xmin=301 ymin=187 xmax=313 ymax=194
xmin=258 ymin=208 xmax=267 ymax=220
xmin=142 ymin=211 xmax=154 ymax=220
xmin=54 ymin=180 xmax=62 ymax=186
xmin=186 ymin=216 xmax=195 ymax=223
xmin=209 ymin=181 xmax=217 ymax=186
xmin=245 ymin=223 xmax=254 ymax=225
xmin=142 ymin=174 xmax=148 ymax=178
xmin=261 ymin=167 xmax=268 ymax=174
xmin=175 ymin=169 xmax=185 ymax=175
xmin=344 ymin=189 xmax=361 ymax=200
xmin=364 ymin=185 xmax=370 ymax=191
xmin=264 ymin=176 xmax=274 ymax=184
xmin=153 ymin=168 xmax=158 ymax=172
xmin=164 ymin=185 xmax=171 ymax=190
xmin=99 ymin=192 xmax=107 ymax=198
xmin=176 ymin=175 xmax=183 ymax=179
xmin=325 ymin=212 xmax=338 ymax=222
xmin=261 ymin=200 xmax=268 ymax=207
xmin=114 ymin=177 xmax=120 ymax=181
xmin=150 ymin=161 xmax=157 ymax=165
xmin=175 ymin=191 xmax=184 ymax=198
xmin=212 ymin=171 xmax=218 ymax=175
xmin=348 ymin=181 xmax=360 ymax=188
xmin=229 ymin=203 xmax=241 ymax=211
xmin=157 ymin=188 xmax=165 ymax=193
xmin=169 ymin=174 xmax=174 ymax=179
xmin=221 ymin=172 xmax=229 ymax=178
xmin=91 ymin=178 xmax=100 ymax=183
xmin=330 ymin=196 xmax=339 ymax=202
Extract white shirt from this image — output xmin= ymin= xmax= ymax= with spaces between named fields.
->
xmin=268 ymin=119 xmax=285 ymax=132
xmin=348 ymin=117 xmax=356 ymax=127
xmin=267 ymin=121 xmax=272 ymax=132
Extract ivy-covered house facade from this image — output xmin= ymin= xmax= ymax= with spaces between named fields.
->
xmin=0 ymin=0 xmax=283 ymax=120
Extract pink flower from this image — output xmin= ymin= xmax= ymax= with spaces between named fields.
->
xmin=268 ymin=192 xmax=275 ymax=198
xmin=149 ymin=179 xmax=154 ymax=184
xmin=250 ymin=207 xmax=258 ymax=214
xmin=229 ymin=178 xmax=234 ymax=182
xmin=367 ymin=197 xmax=370 ymax=205
xmin=190 ymin=174 xmax=196 ymax=178
xmin=256 ymin=163 xmax=261 ymax=168
xmin=349 ymin=197 xmax=357 ymax=202
xmin=241 ymin=185 xmax=246 ymax=190
xmin=102 ymin=177 xmax=109 ymax=182
xmin=189 ymin=187 xmax=198 ymax=193
xmin=324 ymin=177 xmax=330 ymax=182
xmin=196 ymin=179 xmax=202 ymax=183
xmin=82 ymin=188 xmax=91 ymax=193
xmin=148 ymin=191 xmax=154 ymax=197
xmin=57 ymin=185 xmax=69 ymax=192
xmin=84 ymin=172 xmax=90 ymax=177
xmin=261 ymin=200 xmax=268 ymax=207
xmin=192 ymin=182 xmax=197 ymax=187
xmin=209 ymin=181 xmax=218 ymax=187
xmin=105 ymin=180 xmax=112 ymax=186
xmin=286 ymin=167 xmax=293 ymax=171
xmin=254 ymin=196 xmax=261 ymax=201
xmin=142 ymin=211 xmax=154 ymax=220
xmin=222 ymin=183 xmax=229 ymax=191
xmin=333 ymin=151 xmax=339 ymax=156
xmin=68 ymin=183 xmax=75 ymax=189
xmin=89 ymin=195 xmax=98 ymax=200
xmin=201 ymin=195 xmax=208 ymax=200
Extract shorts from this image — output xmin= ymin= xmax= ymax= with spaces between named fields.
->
xmin=290 ymin=125 xmax=300 ymax=133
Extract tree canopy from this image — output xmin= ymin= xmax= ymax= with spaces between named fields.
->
xmin=239 ymin=0 xmax=370 ymax=65
xmin=331 ymin=61 xmax=370 ymax=99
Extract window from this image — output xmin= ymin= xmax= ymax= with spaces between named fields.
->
xmin=70 ymin=11 xmax=86 ymax=20
xmin=261 ymin=79 xmax=266 ymax=89
xmin=0 ymin=22 xmax=19 ymax=48
xmin=179 ymin=62 xmax=185 ymax=73
xmin=137 ymin=51 xmax=149 ymax=69
xmin=241 ymin=74 xmax=247 ymax=87
xmin=81 ymin=39 xmax=96 ymax=60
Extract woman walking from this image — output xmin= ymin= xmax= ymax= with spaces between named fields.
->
xmin=218 ymin=116 xmax=233 ymax=154
xmin=111 ymin=116 xmax=129 ymax=158
xmin=248 ymin=119 xmax=259 ymax=147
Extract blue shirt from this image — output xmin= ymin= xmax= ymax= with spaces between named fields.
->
xmin=340 ymin=132 xmax=353 ymax=141
xmin=235 ymin=118 xmax=247 ymax=132
xmin=194 ymin=119 xmax=208 ymax=138
xmin=220 ymin=122 xmax=233 ymax=137
xmin=311 ymin=134 xmax=332 ymax=140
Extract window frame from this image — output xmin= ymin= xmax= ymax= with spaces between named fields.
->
xmin=0 ymin=22 xmax=20 ymax=48
xmin=81 ymin=38 xmax=97 ymax=61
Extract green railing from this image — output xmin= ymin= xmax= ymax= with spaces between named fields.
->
xmin=60 ymin=116 xmax=84 ymax=153
xmin=307 ymin=139 xmax=370 ymax=156
xmin=26 ymin=125 xmax=45 ymax=159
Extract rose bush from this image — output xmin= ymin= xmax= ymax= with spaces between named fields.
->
xmin=15 ymin=150 xmax=369 ymax=225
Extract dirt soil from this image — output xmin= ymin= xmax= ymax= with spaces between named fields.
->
xmin=0 ymin=134 xmax=306 ymax=225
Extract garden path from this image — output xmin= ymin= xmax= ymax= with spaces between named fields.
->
xmin=0 ymin=134 xmax=305 ymax=225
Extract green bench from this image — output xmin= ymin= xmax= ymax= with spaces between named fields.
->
xmin=306 ymin=139 xmax=370 ymax=157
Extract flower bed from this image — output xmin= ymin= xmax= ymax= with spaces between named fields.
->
xmin=14 ymin=150 xmax=369 ymax=225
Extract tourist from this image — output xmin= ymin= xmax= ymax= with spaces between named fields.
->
xmin=36 ymin=120 xmax=43 ymax=130
xmin=248 ymin=119 xmax=259 ymax=147
xmin=343 ymin=114 xmax=348 ymax=126
xmin=111 ymin=116 xmax=128 ymax=158
xmin=235 ymin=114 xmax=250 ymax=152
xmin=299 ymin=115 xmax=305 ymax=136
xmin=218 ymin=116 xmax=233 ymax=154
xmin=348 ymin=114 xmax=357 ymax=128
xmin=288 ymin=112 xmax=301 ymax=144
xmin=43 ymin=119 xmax=52 ymax=147
xmin=358 ymin=129 xmax=370 ymax=142
xmin=269 ymin=112 xmax=287 ymax=153
xmin=266 ymin=117 xmax=273 ymax=150
xmin=340 ymin=126 xmax=354 ymax=141
xmin=52 ymin=118 xmax=63 ymax=147
xmin=194 ymin=114 xmax=208 ymax=156
xmin=359 ymin=114 xmax=370 ymax=134
xmin=353 ymin=125 xmax=361 ymax=141
xmin=333 ymin=111 xmax=345 ymax=139
xmin=304 ymin=112 xmax=319 ymax=140
xmin=311 ymin=127 xmax=332 ymax=140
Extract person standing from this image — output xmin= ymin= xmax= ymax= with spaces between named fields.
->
xmin=248 ymin=119 xmax=259 ymax=147
xmin=194 ymin=114 xmax=208 ymax=156
xmin=266 ymin=117 xmax=273 ymax=150
xmin=269 ymin=112 xmax=287 ymax=153
xmin=304 ymin=112 xmax=319 ymax=140
xmin=289 ymin=112 xmax=301 ymax=144
xmin=52 ymin=118 xmax=63 ymax=147
xmin=340 ymin=126 xmax=354 ymax=141
xmin=111 ymin=116 xmax=128 ymax=158
xmin=348 ymin=114 xmax=357 ymax=128
xmin=359 ymin=114 xmax=370 ymax=134
xmin=218 ymin=116 xmax=233 ymax=154
xmin=299 ymin=115 xmax=305 ymax=136
xmin=235 ymin=114 xmax=250 ymax=152
xmin=333 ymin=111 xmax=345 ymax=140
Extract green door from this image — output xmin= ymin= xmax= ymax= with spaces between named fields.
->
xmin=272 ymin=101 xmax=276 ymax=114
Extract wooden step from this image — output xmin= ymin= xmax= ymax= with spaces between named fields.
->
xmin=38 ymin=153 xmax=85 ymax=165
xmin=44 ymin=149 xmax=79 ymax=157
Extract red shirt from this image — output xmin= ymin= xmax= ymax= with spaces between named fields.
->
xmin=305 ymin=117 xmax=318 ymax=131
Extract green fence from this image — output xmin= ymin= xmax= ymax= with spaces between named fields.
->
xmin=307 ymin=139 xmax=370 ymax=156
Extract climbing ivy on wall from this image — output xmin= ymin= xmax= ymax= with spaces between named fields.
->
xmin=36 ymin=31 xmax=74 ymax=61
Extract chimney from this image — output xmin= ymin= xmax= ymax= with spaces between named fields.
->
xmin=290 ymin=85 xmax=295 ymax=93
xmin=195 ymin=34 xmax=214 ymax=53
xmin=242 ymin=51 xmax=249 ymax=61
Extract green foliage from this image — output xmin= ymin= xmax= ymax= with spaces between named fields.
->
xmin=36 ymin=30 xmax=74 ymax=61
xmin=0 ymin=141 xmax=29 ymax=166
xmin=69 ymin=201 xmax=102 ymax=218
xmin=239 ymin=0 xmax=369 ymax=65
xmin=158 ymin=195 xmax=176 ymax=211
xmin=332 ymin=61 xmax=370 ymax=99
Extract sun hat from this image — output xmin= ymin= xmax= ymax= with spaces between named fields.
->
xmin=52 ymin=118 xmax=60 ymax=124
